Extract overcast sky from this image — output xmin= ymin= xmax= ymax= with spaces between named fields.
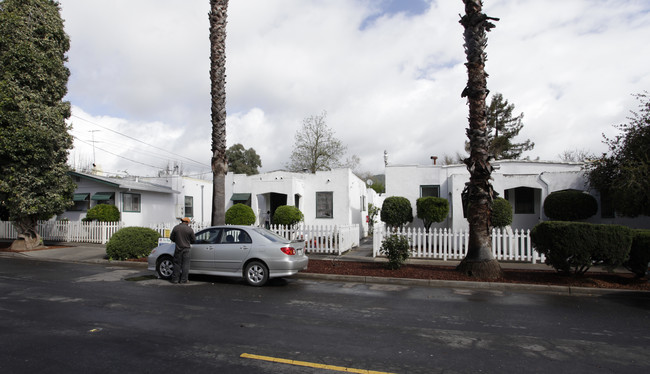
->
xmin=58 ymin=0 xmax=650 ymax=178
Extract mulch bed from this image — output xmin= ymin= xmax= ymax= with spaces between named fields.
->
xmin=302 ymin=259 xmax=650 ymax=291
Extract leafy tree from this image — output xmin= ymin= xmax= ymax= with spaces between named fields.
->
xmin=226 ymin=143 xmax=262 ymax=175
xmin=0 ymin=0 xmax=76 ymax=250
xmin=272 ymin=205 xmax=304 ymax=226
xmin=491 ymin=197 xmax=513 ymax=228
xmin=416 ymin=197 xmax=449 ymax=231
xmin=456 ymin=1 xmax=502 ymax=279
xmin=83 ymin=204 xmax=120 ymax=222
xmin=225 ymin=203 xmax=256 ymax=225
xmin=588 ymin=92 xmax=650 ymax=217
xmin=209 ymin=0 xmax=228 ymax=225
xmin=287 ymin=111 xmax=350 ymax=173
xmin=380 ymin=196 xmax=413 ymax=229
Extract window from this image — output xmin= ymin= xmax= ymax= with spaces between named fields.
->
xmin=195 ymin=228 xmax=221 ymax=244
xmin=221 ymin=229 xmax=252 ymax=244
xmin=420 ymin=185 xmax=440 ymax=198
xmin=184 ymin=196 xmax=194 ymax=217
xmin=514 ymin=187 xmax=534 ymax=214
xmin=316 ymin=191 xmax=333 ymax=218
xmin=70 ymin=193 xmax=90 ymax=211
xmin=123 ymin=193 xmax=141 ymax=212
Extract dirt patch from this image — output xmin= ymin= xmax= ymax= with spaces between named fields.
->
xmin=0 ymin=241 xmax=70 ymax=252
xmin=302 ymin=259 xmax=650 ymax=291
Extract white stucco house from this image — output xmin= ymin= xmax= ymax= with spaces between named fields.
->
xmin=385 ymin=160 xmax=650 ymax=231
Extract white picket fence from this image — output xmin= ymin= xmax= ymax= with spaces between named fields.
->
xmin=373 ymin=224 xmax=546 ymax=264
xmin=0 ymin=220 xmax=359 ymax=253
xmin=270 ymin=224 xmax=360 ymax=255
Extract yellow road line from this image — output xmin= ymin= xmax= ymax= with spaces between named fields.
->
xmin=240 ymin=353 xmax=396 ymax=374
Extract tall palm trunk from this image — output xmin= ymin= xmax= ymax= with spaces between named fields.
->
xmin=209 ymin=0 xmax=228 ymax=225
xmin=456 ymin=0 xmax=502 ymax=279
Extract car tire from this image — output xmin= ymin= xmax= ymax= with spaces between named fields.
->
xmin=156 ymin=255 xmax=174 ymax=280
xmin=244 ymin=261 xmax=268 ymax=287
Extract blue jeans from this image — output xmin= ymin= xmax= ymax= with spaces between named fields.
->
xmin=172 ymin=247 xmax=190 ymax=282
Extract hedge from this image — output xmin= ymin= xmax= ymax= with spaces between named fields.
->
xmin=83 ymin=204 xmax=120 ymax=222
xmin=543 ymin=189 xmax=598 ymax=221
xmin=225 ymin=204 xmax=256 ymax=225
xmin=106 ymin=226 xmax=160 ymax=260
xmin=531 ymin=221 xmax=632 ymax=275
xmin=624 ymin=229 xmax=650 ymax=277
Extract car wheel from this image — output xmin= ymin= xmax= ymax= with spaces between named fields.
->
xmin=156 ymin=255 xmax=174 ymax=280
xmin=244 ymin=261 xmax=268 ymax=287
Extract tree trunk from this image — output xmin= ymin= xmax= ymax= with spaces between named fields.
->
xmin=209 ymin=0 xmax=229 ymax=226
xmin=10 ymin=217 xmax=43 ymax=251
xmin=457 ymin=0 xmax=502 ymax=279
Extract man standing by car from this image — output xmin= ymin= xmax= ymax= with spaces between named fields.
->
xmin=170 ymin=217 xmax=196 ymax=284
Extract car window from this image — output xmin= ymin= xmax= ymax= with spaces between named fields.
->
xmin=195 ymin=228 xmax=221 ymax=244
xmin=220 ymin=229 xmax=252 ymax=244
xmin=252 ymin=228 xmax=289 ymax=243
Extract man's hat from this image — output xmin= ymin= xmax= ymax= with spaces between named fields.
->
xmin=180 ymin=217 xmax=191 ymax=223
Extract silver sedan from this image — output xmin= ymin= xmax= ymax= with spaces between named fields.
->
xmin=148 ymin=225 xmax=308 ymax=286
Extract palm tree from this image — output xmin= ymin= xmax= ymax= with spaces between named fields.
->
xmin=209 ymin=0 xmax=228 ymax=225
xmin=456 ymin=0 xmax=502 ymax=279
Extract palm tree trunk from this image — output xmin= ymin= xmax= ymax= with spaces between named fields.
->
xmin=456 ymin=0 xmax=502 ymax=279
xmin=209 ymin=0 xmax=228 ymax=225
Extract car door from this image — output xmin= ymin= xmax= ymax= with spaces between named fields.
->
xmin=190 ymin=228 xmax=221 ymax=271
xmin=213 ymin=228 xmax=252 ymax=272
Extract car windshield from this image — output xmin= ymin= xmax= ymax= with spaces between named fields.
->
xmin=253 ymin=228 xmax=290 ymax=243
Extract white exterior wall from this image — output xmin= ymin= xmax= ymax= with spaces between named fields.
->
xmin=118 ymin=191 xmax=175 ymax=227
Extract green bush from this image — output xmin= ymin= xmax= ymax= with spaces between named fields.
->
xmin=624 ymin=229 xmax=650 ymax=277
xmin=381 ymin=196 xmax=413 ymax=229
xmin=531 ymin=221 xmax=632 ymax=275
xmin=225 ymin=204 xmax=256 ymax=225
xmin=380 ymin=234 xmax=410 ymax=270
xmin=106 ymin=226 xmax=160 ymax=260
xmin=272 ymin=205 xmax=304 ymax=226
xmin=492 ymin=197 xmax=513 ymax=228
xmin=416 ymin=197 xmax=449 ymax=230
xmin=543 ymin=190 xmax=598 ymax=221
xmin=83 ymin=204 xmax=120 ymax=222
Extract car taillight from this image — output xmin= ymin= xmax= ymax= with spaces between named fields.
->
xmin=281 ymin=246 xmax=296 ymax=255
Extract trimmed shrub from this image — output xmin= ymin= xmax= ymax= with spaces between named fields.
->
xmin=543 ymin=189 xmax=598 ymax=221
xmin=380 ymin=234 xmax=410 ymax=270
xmin=531 ymin=221 xmax=632 ymax=275
xmin=272 ymin=205 xmax=304 ymax=226
xmin=83 ymin=204 xmax=120 ymax=222
xmin=624 ymin=229 xmax=650 ymax=277
xmin=225 ymin=204 xmax=256 ymax=225
xmin=491 ymin=197 xmax=513 ymax=228
xmin=106 ymin=226 xmax=160 ymax=260
xmin=381 ymin=196 xmax=413 ymax=229
xmin=416 ymin=197 xmax=449 ymax=230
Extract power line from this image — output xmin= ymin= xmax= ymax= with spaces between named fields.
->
xmin=70 ymin=114 xmax=210 ymax=168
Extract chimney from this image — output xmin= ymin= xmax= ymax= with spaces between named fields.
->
xmin=431 ymin=156 xmax=438 ymax=165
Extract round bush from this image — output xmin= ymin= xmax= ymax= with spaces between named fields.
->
xmin=543 ymin=190 xmax=598 ymax=221
xmin=625 ymin=229 xmax=650 ymax=277
xmin=492 ymin=197 xmax=513 ymax=228
xmin=225 ymin=204 xmax=256 ymax=225
xmin=106 ymin=226 xmax=160 ymax=260
xmin=272 ymin=205 xmax=304 ymax=226
xmin=84 ymin=204 xmax=120 ymax=222
xmin=381 ymin=196 xmax=413 ymax=228
xmin=416 ymin=197 xmax=449 ymax=230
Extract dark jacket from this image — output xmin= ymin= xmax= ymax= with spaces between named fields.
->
xmin=170 ymin=223 xmax=196 ymax=249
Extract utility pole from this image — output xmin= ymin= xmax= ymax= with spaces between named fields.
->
xmin=89 ymin=130 xmax=100 ymax=167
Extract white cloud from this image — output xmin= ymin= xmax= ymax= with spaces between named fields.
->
xmin=58 ymin=0 xmax=650 ymax=176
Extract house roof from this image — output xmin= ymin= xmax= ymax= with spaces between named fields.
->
xmin=69 ymin=171 xmax=179 ymax=195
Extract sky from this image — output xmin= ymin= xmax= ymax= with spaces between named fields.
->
xmin=57 ymin=0 xmax=650 ymax=178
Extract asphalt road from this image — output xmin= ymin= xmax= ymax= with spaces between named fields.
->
xmin=1 ymin=257 xmax=649 ymax=374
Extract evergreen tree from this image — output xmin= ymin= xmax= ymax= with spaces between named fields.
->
xmin=0 ymin=0 xmax=75 ymax=249
xmin=226 ymin=143 xmax=262 ymax=175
